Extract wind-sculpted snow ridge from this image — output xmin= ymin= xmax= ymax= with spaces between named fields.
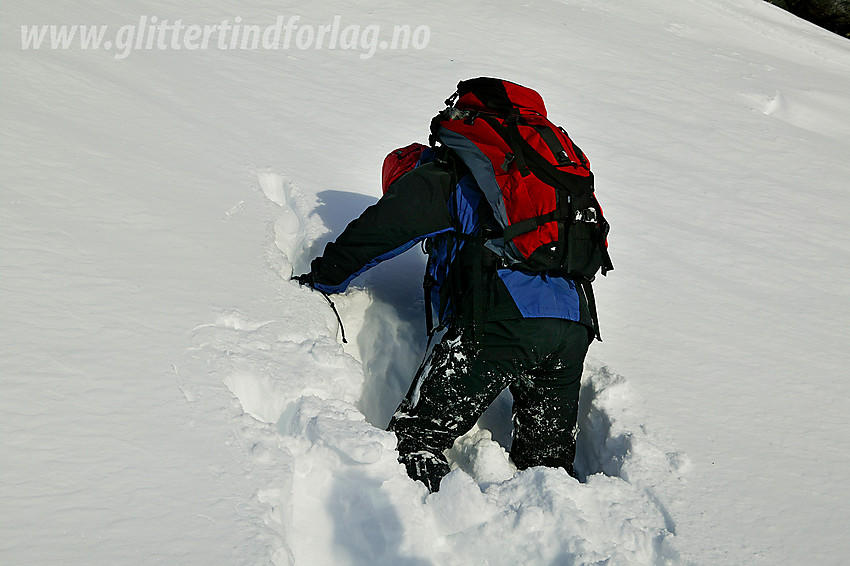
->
xmin=189 ymin=172 xmax=687 ymax=565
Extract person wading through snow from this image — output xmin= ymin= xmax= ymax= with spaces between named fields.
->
xmin=294 ymin=78 xmax=612 ymax=492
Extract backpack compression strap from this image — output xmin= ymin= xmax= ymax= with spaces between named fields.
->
xmin=476 ymin=113 xmax=613 ymax=274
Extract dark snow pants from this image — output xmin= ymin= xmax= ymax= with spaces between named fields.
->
xmin=388 ymin=317 xmax=591 ymax=491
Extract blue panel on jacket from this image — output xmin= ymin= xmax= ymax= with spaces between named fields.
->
xmin=496 ymin=269 xmax=581 ymax=321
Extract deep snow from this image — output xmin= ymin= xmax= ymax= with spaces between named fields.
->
xmin=2 ymin=0 xmax=850 ymax=564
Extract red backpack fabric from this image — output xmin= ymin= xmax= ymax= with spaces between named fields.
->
xmin=430 ymin=77 xmax=612 ymax=279
xmin=381 ymin=142 xmax=428 ymax=194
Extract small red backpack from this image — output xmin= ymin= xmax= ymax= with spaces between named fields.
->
xmin=381 ymin=142 xmax=428 ymax=194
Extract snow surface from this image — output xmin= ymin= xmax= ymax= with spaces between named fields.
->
xmin=3 ymin=0 xmax=850 ymax=564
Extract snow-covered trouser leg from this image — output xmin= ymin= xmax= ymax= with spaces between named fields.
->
xmin=388 ymin=318 xmax=590 ymax=490
xmin=508 ymin=320 xmax=589 ymax=477
xmin=389 ymin=326 xmax=497 ymax=491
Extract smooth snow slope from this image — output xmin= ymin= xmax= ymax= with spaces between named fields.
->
xmin=2 ymin=0 xmax=849 ymax=564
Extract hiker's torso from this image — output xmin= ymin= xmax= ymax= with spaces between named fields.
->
xmin=428 ymin=170 xmax=593 ymax=331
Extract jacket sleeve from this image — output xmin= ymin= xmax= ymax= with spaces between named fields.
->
xmin=310 ymin=162 xmax=456 ymax=294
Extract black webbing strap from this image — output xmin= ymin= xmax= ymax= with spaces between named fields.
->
xmin=504 ymin=116 xmax=531 ymax=177
xmin=501 ymin=209 xmax=567 ymax=243
xmin=471 ymin=229 xmax=485 ymax=349
xmin=598 ymin=214 xmax=614 ymax=275
xmin=534 ymin=125 xmax=573 ymax=166
xmin=577 ymin=278 xmax=602 ymax=342
xmin=480 ymin=114 xmax=531 ymax=177
xmin=423 ymin=274 xmax=436 ymax=337
xmin=599 ymin=237 xmax=614 ymax=275
xmin=479 ymin=114 xmax=590 ymax=198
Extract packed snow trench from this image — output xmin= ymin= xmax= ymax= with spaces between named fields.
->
xmin=180 ymin=172 xmax=685 ymax=566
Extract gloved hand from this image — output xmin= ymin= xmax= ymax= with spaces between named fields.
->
xmin=292 ymin=272 xmax=314 ymax=287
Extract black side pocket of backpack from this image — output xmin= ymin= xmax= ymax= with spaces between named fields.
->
xmin=565 ymin=218 xmax=604 ymax=279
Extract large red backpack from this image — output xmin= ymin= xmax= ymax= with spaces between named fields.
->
xmin=429 ymin=77 xmax=613 ymax=279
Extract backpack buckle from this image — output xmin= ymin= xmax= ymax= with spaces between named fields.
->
xmin=556 ymin=150 xmax=576 ymax=167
